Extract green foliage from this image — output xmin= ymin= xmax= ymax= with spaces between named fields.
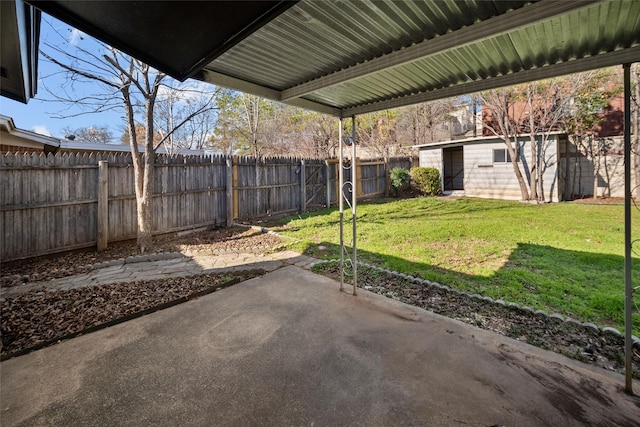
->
xmin=389 ymin=167 xmax=410 ymax=196
xmin=564 ymin=69 xmax=623 ymax=134
xmin=211 ymin=89 xmax=275 ymax=156
xmin=410 ymin=167 xmax=441 ymax=196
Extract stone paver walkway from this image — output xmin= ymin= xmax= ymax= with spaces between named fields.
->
xmin=1 ymin=250 xmax=319 ymax=299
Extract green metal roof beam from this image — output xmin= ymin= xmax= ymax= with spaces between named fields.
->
xmin=199 ymin=69 xmax=341 ymax=116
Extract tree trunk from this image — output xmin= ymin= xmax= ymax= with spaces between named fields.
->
xmin=133 ymin=94 xmax=157 ymax=252
xmin=136 ymin=150 xmax=154 ymax=252
xmin=121 ymin=86 xmax=153 ymax=253
xmin=591 ymin=136 xmax=600 ymax=200
xmin=538 ymin=137 xmax=546 ymax=202
xmin=525 ymin=90 xmax=539 ymax=202
xmin=528 ymin=133 xmax=538 ymax=202
xmin=504 ymin=136 xmax=530 ymax=200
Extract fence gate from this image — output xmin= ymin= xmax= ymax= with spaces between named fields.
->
xmin=303 ymin=159 xmax=327 ymax=211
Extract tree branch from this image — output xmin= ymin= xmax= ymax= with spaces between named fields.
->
xmin=40 ymin=50 xmax=120 ymax=89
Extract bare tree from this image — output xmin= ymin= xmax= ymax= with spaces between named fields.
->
xmin=303 ymin=111 xmax=338 ymax=158
xmin=522 ymin=79 xmax=572 ymax=202
xmin=154 ymin=83 xmax=219 ymax=154
xmin=480 ymin=87 xmax=531 ymax=200
xmin=354 ymin=111 xmax=397 ymax=159
xmin=396 ymin=99 xmax=455 ymax=146
xmin=40 ymin=18 xmax=216 ymax=251
xmin=241 ymin=93 xmax=269 ymax=157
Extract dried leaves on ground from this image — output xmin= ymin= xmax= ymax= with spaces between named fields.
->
xmin=1 ymin=227 xmax=279 ymax=358
xmin=1 ymin=271 xmax=262 ymax=358
xmin=2 ymin=227 xmax=283 ymax=286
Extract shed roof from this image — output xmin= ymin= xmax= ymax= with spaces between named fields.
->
xmin=413 ymin=131 xmax=566 ymax=149
xmin=14 ymin=0 xmax=640 ymax=116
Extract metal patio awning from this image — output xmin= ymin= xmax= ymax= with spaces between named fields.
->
xmin=24 ymin=0 xmax=640 ymax=117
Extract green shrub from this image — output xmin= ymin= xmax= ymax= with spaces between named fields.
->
xmin=410 ymin=167 xmax=441 ymax=196
xmin=389 ymin=167 xmax=410 ymax=196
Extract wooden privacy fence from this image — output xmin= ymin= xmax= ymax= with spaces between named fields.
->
xmin=1 ymin=152 xmax=412 ymax=261
xmin=326 ymin=157 xmax=413 ymax=205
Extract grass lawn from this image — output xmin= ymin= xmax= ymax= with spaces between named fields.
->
xmin=271 ymin=197 xmax=640 ymax=335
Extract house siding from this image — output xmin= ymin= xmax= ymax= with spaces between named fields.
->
xmin=563 ymin=135 xmax=627 ymax=199
xmin=419 ymin=147 xmax=442 ymax=170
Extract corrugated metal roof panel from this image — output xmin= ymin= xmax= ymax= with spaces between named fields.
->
xmin=208 ymin=0 xmax=528 ymax=89
xmin=200 ymin=0 xmax=640 ymax=116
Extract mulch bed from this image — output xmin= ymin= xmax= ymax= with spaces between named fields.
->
xmin=1 ymin=227 xmax=281 ymax=359
xmin=1 ymin=271 xmax=263 ymax=359
xmin=1 ymin=227 xmax=283 ymax=287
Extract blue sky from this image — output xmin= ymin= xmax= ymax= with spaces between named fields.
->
xmin=2 ymin=14 xmax=221 ymax=144
xmin=1 ymin=15 xmax=125 ymax=140
xmin=1 ymin=86 xmax=125 ymax=140
xmin=0 ymin=14 xmax=182 ymax=143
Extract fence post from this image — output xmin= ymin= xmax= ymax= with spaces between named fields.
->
xmin=325 ymin=160 xmax=331 ymax=208
xmin=355 ymin=157 xmax=363 ymax=199
xmin=384 ymin=157 xmax=391 ymax=197
xmin=299 ymin=159 xmax=306 ymax=213
xmin=226 ymin=156 xmax=234 ymax=227
xmin=233 ymin=156 xmax=240 ymax=221
xmin=97 ymin=160 xmax=109 ymax=251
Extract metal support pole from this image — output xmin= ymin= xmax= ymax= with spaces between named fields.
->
xmin=623 ymin=63 xmax=633 ymax=395
xmin=338 ymin=118 xmax=344 ymax=292
xmin=351 ymin=116 xmax=358 ymax=296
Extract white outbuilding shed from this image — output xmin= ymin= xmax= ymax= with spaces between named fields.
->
xmin=416 ymin=133 xmax=568 ymax=202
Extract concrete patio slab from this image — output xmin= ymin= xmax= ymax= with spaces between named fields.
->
xmin=1 ymin=266 xmax=638 ymax=426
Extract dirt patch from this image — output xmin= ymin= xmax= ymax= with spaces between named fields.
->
xmin=572 ymin=197 xmax=627 ymax=205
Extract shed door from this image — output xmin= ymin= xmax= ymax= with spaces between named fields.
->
xmin=443 ymin=147 xmax=464 ymax=191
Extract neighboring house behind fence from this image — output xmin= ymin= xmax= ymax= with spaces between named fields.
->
xmin=0 ymin=114 xmax=205 ymax=156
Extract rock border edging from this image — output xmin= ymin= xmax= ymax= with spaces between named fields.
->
xmin=313 ymin=259 xmax=640 ymax=350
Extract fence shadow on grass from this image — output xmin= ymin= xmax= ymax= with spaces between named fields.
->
xmin=299 ymin=240 xmax=639 ymax=334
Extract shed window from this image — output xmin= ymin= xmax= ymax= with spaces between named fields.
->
xmin=493 ymin=148 xmax=516 ymax=163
